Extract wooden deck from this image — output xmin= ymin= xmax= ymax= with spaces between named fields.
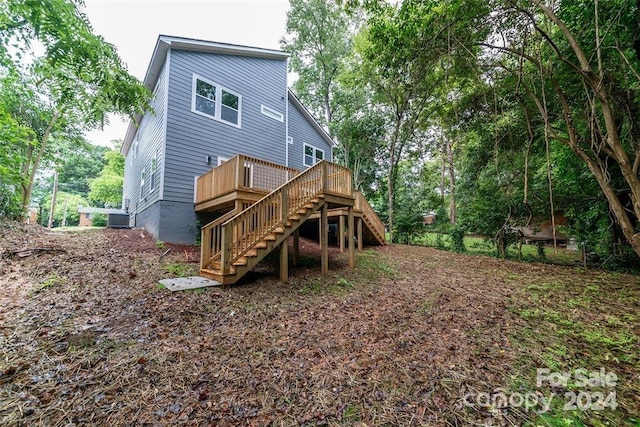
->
xmin=195 ymin=155 xmax=385 ymax=285
xmin=195 ymin=154 xmax=299 ymax=212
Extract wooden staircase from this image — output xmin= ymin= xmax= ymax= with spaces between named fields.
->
xmin=354 ymin=191 xmax=386 ymax=245
xmin=200 ymin=161 xmax=353 ymax=285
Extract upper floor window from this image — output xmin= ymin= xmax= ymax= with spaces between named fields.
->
xmin=303 ymin=143 xmax=324 ymax=167
xmin=192 ymin=74 xmax=241 ymax=128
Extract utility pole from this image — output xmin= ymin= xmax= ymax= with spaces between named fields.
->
xmin=47 ymin=171 xmax=58 ymax=229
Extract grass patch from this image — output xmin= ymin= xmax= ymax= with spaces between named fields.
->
xmin=355 ymin=249 xmax=397 ymax=279
xmin=164 ymin=262 xmax=196 ymax=277
xmin=31 ymin=273 xmax=65 ymax=295
xmin=507 ymin=273 xmax=640 ymax=426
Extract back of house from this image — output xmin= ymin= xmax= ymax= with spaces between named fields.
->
xmin=121 ymin=35 xmax=334 ymax=244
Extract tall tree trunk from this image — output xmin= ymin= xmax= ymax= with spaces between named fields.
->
xmin=21 ymin=109 xmax=61 ymax=214
xmin=447 ymin=136 xmax=456 ymax=224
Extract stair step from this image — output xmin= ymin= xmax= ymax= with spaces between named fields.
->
xmin=274 ymin=226 xmax=285 ymax=234
xmin=264 ymin=233 xmax=277 ymax=241
xmin=233 ymin=257 xmax=248 ymax=266
xmin=208 ymin=262 xmax=236 ymax=274
xmin=255 ymin=241 xmax=268 ymax=249
xmin=289 ymin=214 xmax=300 ymax=221
xmin=245 ymin=249 xmax=258 ymax=257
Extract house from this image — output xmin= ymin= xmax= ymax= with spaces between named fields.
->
xmin=121 ymin=35 xmax=335 ymax=244
xmin=78 ymin=207 xmax=127 ymax=227
xmin=121 ymin=35 xmax=385 ymax=284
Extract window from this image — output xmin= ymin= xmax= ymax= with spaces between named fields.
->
xmin=149 ymin=153 xmax=158 ymax=192
xmin=217 ymin=156 xmax=229 ymax=166
xmin=261 ymin=105 xmax=284 ymax=122
xmin=303 ymin=143 xmax=324 ymax=167
xmin=133 ymin=139 xmax=139 ymax=159
xmin=192 ymin=74 xmax=242 ymax=127
xmin=287 ymin=136 xmax=293 ymax=144
xmin=140 ymin=167 xmax=146 ymax=200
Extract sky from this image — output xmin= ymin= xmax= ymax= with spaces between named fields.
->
xmin=81 ymin=0 xmax=290 ymax=147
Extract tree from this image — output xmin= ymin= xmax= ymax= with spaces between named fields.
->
xmin=0 ymin=99 xmax=32 ymax=218
xmin=1 ymin=0 xmax=151 ymax=216
xmin=58 ymin=142 xmax=109 ymax=196
xmin=89 ymin=148 xmax=125 ymax=207
xmin=477 ymin=0 xmax=640 ymax=258
xmin=356 ymin=0 xmax=488 ymax=242
xmin=281 ymin=0 xmax=353 ymax=128
xmin=42 ymin=191 xmax=87 ymax=227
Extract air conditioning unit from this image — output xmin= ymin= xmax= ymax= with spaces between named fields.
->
xmin=107 ymin=213 xmax=130 ymax=229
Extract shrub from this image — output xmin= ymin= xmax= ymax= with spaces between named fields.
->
xmin=92 ymin=213 xmax=107 ymax=227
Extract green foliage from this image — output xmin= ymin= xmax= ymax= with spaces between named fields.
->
xmin=450 ymin=226 xmax=466 ymax=253
xmin=281 ymin=0 xmax=352 ymax=127
xmin=42 ymin=191 xmax=88 ymax=226
xmin=91 ymin=213 xmax=107 ymax=227
xmin=58 ymin=142 xmax=109 ymax=196
xmin=89 ymin=149 xmax=124 ymax=207
xmin=0 ymin=0 xmax=151 ymax=215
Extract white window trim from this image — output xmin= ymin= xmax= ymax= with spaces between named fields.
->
xmin=191 ymin=74 xmax=242 ymax=129
xmin=287 ymin=136 xmax=293 ymax=144
xmin=140 ymin=167 xmax=146 ymax=201
xmin=217 ymin=156 xmax=229 ymax=166
xmin=150 ymin=153 xmax=158 ymax=192
xmin=261 ymin=105 xmax=284 ymax=122
xmin=303 ymin=143 xmax=325 ymax=167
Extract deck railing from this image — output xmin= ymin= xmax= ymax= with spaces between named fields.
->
xmin=354 ymin=191 xmax=386 ymax=243
xmin=195 ymin=154 xmax=299 ymax=205
xmin=217 ymin=161 xmax=352 ymax=273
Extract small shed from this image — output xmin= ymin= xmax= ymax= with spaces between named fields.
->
xmin=78 ymin=207 xmax=128 ymax=227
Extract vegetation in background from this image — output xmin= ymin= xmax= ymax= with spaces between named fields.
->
xmin=0 ymin=0 xmax=150 ymax=219
xmin=281 ymin=0 xmax=640 ymax=269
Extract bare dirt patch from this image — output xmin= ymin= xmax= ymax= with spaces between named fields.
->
xmin=1 ymin=223 xmax=638 ymax=426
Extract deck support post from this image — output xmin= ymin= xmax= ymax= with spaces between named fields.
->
xmin=321 ymin=203 xmax=328 ymax=275
xmin=293 ymin=229 xmax=299 ymax=266
xmin=357 ymin=217 xmax=363 ymax=251
xmin=339 ymin=215 xmax=345 ymax=253
xmin=348 ymin=206 xmax=355 ymax=268
xmin=279 ymin=240 xmax=288 ymax=282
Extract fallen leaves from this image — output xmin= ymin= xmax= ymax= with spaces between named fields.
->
xmin=0 ymin=222 xmax=638 ymax=426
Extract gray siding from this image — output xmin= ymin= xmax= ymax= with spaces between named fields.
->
xmin=163 ymin=49 xmax=288 ymax=204
xmin=123 ymin=60 xmax=168 ymax=219
xmin=287 ymin=98 xmax=333 ymax=171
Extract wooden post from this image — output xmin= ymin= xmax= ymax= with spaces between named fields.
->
xmin=279 ymin=240 xmax=288 ymax=282
xmin=201 ymin=226 xmax=211 ymax=270
xmin=348 ymin=206 xmax=355 ymax=268
xmin=357 ymin=217 xmax=363 ymax=251
xmin=221 ymin=225 xmax=231 ymax=274
xmin=235 ymin=155 xmax=244 ymax=190
xmin=321 ymin=161 xmax=327 ymax=193
xmin=293 ymin=229 xmax=299 ymax=266
xmin=321 ymin=203 xmax=328 ymax=275
xmin=339 ymin=215 xmax=345 ymax=253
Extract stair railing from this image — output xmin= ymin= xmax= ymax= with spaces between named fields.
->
xmin=218 ymin=161 xmax=353 ymax=273
xmin=200 ymin=208 xmax=242 ymax=270
xmin=354 ymin=191 xmax=386 ymax=243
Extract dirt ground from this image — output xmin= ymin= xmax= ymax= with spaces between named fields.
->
xmin=1 ymin=222 xmax=638 ymax=426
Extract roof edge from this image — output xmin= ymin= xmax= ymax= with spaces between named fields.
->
xmin=287 ymin=89 xmax=335 ymax=147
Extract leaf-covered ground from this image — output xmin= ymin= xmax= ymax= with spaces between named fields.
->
xmin=1 ymin=222 xmax=638 ymax=426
